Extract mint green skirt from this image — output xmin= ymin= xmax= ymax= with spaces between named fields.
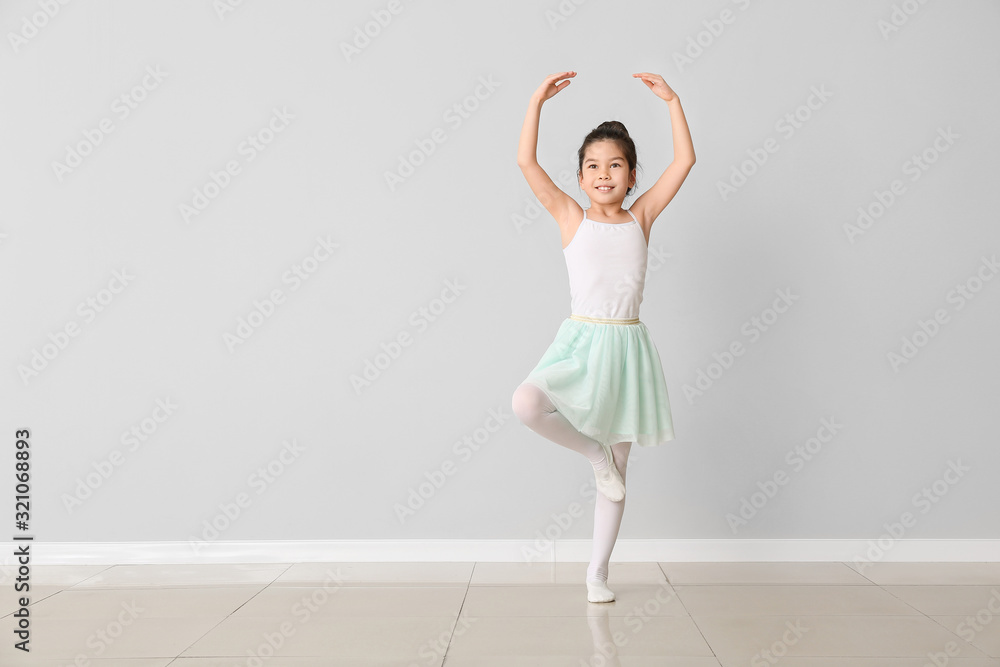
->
xmin=522 ymin=317 xmax=675 ymax=448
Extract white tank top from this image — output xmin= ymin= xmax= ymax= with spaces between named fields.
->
xmin=563 ymin=208 xmax=648 ymax=320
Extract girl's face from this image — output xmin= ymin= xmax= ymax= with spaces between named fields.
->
xmin=579 ymin=140 xmax=635 ymax=203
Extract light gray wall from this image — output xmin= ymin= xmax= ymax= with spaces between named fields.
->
xmin=1 ymin=0 xmax=998 ymax=547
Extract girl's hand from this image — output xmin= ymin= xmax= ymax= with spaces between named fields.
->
xmin=532 ymin=71 xmax=576 ymax=103
xmin=633 ymin=72 xmax=677 ymax=102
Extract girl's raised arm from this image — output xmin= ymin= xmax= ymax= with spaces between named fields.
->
xmin=517 ymin=72 xmax=580 ymax=227
xmin=630 ymin=73 xmax=696 ymax=226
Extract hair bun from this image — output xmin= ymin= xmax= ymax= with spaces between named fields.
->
xmin=597 ymin=120 xmax=629 ymax=137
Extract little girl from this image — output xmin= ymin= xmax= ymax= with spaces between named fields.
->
xmin=511 ymin=71 xmax=695 ymax=603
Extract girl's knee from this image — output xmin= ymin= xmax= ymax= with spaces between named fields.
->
xmin=511 ymin=382 xmax=549 ymax=423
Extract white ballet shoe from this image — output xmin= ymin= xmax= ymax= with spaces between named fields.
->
xmin=586 ymin=577 xmax=616 ymax=603
xmin=593 ymin=444 xmax=625 ymax=502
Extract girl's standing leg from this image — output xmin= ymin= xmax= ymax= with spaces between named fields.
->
xmin=587 ymin=440 xmax=631 ymax=601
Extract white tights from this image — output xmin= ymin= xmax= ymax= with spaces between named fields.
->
xmin=511 ymin=382 xmax=631 ymax=584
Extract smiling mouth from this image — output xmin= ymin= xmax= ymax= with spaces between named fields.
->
xmin=596 ymin=185 xmax=614 ymax=191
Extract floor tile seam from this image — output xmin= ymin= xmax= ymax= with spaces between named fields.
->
xmin=440 ymin=562 xmax=475 ymax=664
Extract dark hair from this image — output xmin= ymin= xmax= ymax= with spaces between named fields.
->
xmin=577 ymin=121 xmax=640 ymax=196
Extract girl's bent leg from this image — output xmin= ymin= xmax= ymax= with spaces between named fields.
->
xmin=511 ymin=382 xmax=609 ymax=468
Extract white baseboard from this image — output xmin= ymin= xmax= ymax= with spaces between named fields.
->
xmin=3 ymin=539 xmax=1000 ymax=565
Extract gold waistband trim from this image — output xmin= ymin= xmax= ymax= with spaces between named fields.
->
xmin=569 ymin=314 xmax=640 ymax=325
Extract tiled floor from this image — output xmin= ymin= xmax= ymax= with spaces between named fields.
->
xmin=2 ymin=561 xmax=1000 ymax=665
